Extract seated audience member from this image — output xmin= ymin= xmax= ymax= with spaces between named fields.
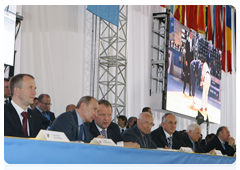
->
xmin=89 ymin=100 xmax=139 ymax=148
xmin=66 ymin=104 xmax=76 ymax=112
xmin=122 ymin=112 xmax=157 ymax=149
xmin=4 ymin=74 xmax=43 ymax=137
xmin=117 ymin=115 xmax=127 ymax=133
xmin=199 ymin=133 xmax=206 ymax=151
xmin=180 ymin=129 xmax=186 ymax=134
xmin=50 ymin=96 xmax=98 ymax=143
xmin=182 ymin=124 xmax=213 ymax=153
xmin=142 ymin=107 xmax=152 ymax=115
xmin=205 ymin=126 xmax=235 ymax=156
xmin=126 ymin=116 xmax=137 ymax=128
xmin=205 ymin=133 xmax=215 ymax=145
xmin=30 ymin=97 xmax=38 ymax=109
xmin=151 ymin=113 xmax=183 ymax=149
xmin=33 ymin=94 xmax=55 ymax=129
xmin=4 ymin=78 xmax=11 ymax=105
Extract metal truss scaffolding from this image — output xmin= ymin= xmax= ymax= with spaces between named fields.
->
xmin=97 ymin=5 xmax=128 ymax=121
xmin=150 ymin=10 xmax=170 ymax=110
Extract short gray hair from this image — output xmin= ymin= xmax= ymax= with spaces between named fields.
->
xmin=162 ymin=113 xmax=175 ymax=124
xmin=187 ymin=124 xmax=201 ymax=134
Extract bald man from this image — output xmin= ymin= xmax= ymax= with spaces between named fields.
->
xmin=122 ymin=112 xmax=157 ymax=149
xmin=206 ymin=126 xmax=235 ymax=156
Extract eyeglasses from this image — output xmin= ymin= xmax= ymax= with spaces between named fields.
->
xmin=99 ymin=114 xmax=112 ymax=118
xmin=139 ymin=119 xmax=155 ymax=127
xmin=40 ymin=101 xmax=52 ymax=106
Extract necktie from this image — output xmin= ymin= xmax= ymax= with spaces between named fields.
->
xmin=222 ymin=142 xmax=226 ymax=150
xmin=21 ymin=111 xmax=28 ymax=136
xmin=42 ymin=111 xmax=48 ymax=116
xmin=167 ymin=136 xmax=172 ymax=148
xmin=121 ymin=129 xmax=124 ymax=134
xmin=101 ymin=129 xmax=107 ymax=138
xmin=78 ymin=124 xmax=84 ymax=141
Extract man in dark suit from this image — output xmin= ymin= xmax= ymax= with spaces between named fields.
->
xmin=50 ymin=96 xmax=99 ymax=143
xmin=32 ymin=94 xmax=55 ymax=129
xmin=182 ymin=124 xmax=214 ymax=153
xmin=122 ymin=112 xmax=157 ymax=149
xmin=151 ymin=113 xmax=184 ymax=149
xmin=89 ymin=99 xmax=139 ymax=148
xmin=4 ymin=78 xmax=11 ymax=105
xmin=205 ymin=126 xmax=235 ymax=156
xmin=4 ymin=74 xmax=43 ymax=137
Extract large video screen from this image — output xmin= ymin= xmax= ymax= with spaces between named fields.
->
xmin=4 ymin=5 xmax=16 ymax=66
xmin=166 ymin=16 xmax=222 ymax=124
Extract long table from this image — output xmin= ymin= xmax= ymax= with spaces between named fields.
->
xmin=4 ymin=137 xmax=236 ymax=164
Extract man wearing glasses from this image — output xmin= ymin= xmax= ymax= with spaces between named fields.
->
xmin=122 ymin=112 xmax=157 ymax=149
xmin=151 ymin=113 xmax=184 ymax=149
xmin=33 ymin=94 xmax=55 ymax=129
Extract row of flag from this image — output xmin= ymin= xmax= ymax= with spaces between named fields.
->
xmin=161 ymin=5 xmax=236 ymax=73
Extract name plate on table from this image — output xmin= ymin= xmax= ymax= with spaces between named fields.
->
xmin=90 ymin=138 xmax=116 ymax=146
xmin=179 ymin=147 xmax=194 ymax=153
xmin=211 ymin=150 xmax=223 ymax=156
xmin=36 ymin=130 xmax=70 ymax=142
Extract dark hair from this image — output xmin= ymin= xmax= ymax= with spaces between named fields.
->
xmin=216 ymin=126 xmax=227 ymax=136
xmin=98 ymin=99 xmax=112 ymax=111
xmin=9 ymin=74 xmax=34 ymax=97
xmin=76 ymin=96 xmax=96 ymax=109
xmin=126 ymin=116 xmax=137 ymax=128
xmin=142 ymin=107 xmax=151 ymax=112
xmin=38 ymin=94 xmax=50 ymax=102
xmin=34 ymin=97 xmax=38 ymax=100
xmin=118 ymin=115 xmax=127 ymax=126
xmin=4 ymin=78 xmax=10 ymax=82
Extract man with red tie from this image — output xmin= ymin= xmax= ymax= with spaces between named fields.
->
xmin=4 ymin=74 xmax=43 ymax=137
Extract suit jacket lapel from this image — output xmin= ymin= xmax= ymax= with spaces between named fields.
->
xmin=159 ymin=127 xmax=168 ymax=147
xmin=132 ymin=125 xmax=145 ymax=147
xmin=8 ymin=103 xmax=24 ymax=134
xmin=70 ymin=110 xmax=79 ymax=140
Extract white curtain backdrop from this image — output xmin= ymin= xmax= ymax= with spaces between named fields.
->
xmin=15 ymin=5 xmax=86 ymax=116
xmin=14 ymin=5 xmax=236 ymax=140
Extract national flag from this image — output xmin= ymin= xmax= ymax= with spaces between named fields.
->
xmin=215 ymin=5 xmax=222 ymax=50
xmin=174 ymin=5 xmax=186 ymax=25
xmin=186 ymin=5 xmax=197 ymax=31
xmin=226 ymin=5 xmax=232 ymax=73
xmin=207 ymin=5 xmax=213 ymax=41
xmin=197 ymin=5 xmax=206 ymax=35
xmin=212 ymin=5 xmax=216 ymax=45
xmin=221 ymin=6 xmax=226 ymax=71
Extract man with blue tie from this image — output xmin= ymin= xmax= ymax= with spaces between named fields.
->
xmin=50 ymin=96 xmax=99 ymax=143
xmin=182 ymin=124 xmax=210 ymax=153
xmin=33 ymin=94 xmax=55 ymax=129
xmin=205 ymin=126 xmax=235 ymax=156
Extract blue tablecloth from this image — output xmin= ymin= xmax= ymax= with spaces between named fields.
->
xmin=4 ymin=137 xmax=236 ymax=164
